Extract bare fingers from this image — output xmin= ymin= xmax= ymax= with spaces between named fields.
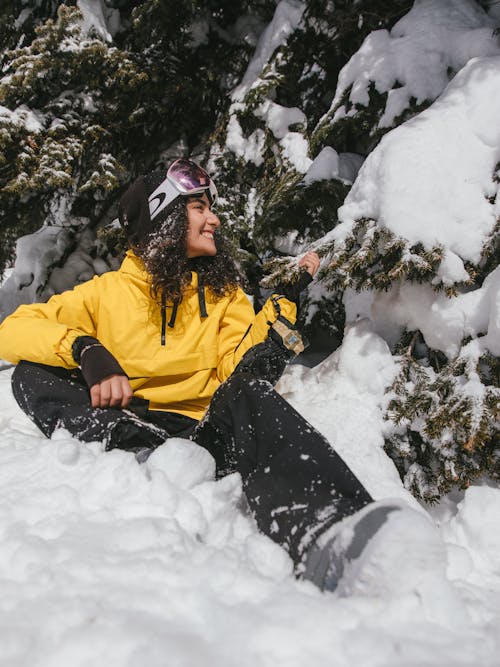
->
xmin=299 ymin=251 xmax=320 ymax=277
xmin=90 ymin=375 xmax=133 ymax=409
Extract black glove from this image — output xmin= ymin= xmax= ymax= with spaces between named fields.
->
xmin=233 ymin=336 xmax=293 ymax=386
xmin=275 ymin=270 xmax=313 ymax=304
xmin=72 ymin=335 xmax=127 ymax=388
xmin=233 ymin=316 xmax=307 ymax=385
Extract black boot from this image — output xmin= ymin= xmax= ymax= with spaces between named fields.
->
xmin=301 ymin=500 xmax=441 ymax=596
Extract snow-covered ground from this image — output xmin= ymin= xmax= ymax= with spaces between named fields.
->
xmin=1 ymin=1 xmax=499 ymax=664
xmin=1 ymin=323 xmax=499 ymax=667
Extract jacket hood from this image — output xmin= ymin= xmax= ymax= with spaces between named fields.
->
xmin=119 ymin=250 xmax=201 ymax=289
xmin=119 ymin=250 xmax=153 ymax=284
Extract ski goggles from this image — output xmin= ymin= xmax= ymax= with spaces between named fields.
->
xmin=148 ymin=158 xmax=218 ymax=222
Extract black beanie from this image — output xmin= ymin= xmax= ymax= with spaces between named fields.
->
xmin=118 ymin=171 xmax=182 ymax=245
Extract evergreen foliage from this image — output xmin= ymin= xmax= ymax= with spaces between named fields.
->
xmin=0 ymin=0 xmax=275 ymax=276
xmin=0 ymin=5 xmax=142 ymax=270
xmin=385 ymin=332 xmax=500 ymax=501
xmin=312 ymin=83 xmax=429 ymax=157
xmin=209 ymin=0 xmax=414 ymax=342
xmin=322 ymin=220 xmax=445 ymax=292
xmin=212 ymin=0 xmax=414 ymax=249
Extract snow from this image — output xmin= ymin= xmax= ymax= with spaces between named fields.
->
xmin=253 ymin=101 xmax=312 ymax=172
xmin=279 ymin=132 xmax=311 ymax=173
xmin=305 ymin=147 xmax=364 ymax=185
xmin=369 ymin=263 xmax=500 ymax=359
xmin=14 ymin=7 xmax=31 ymax=29
xmin=272 ymin=230 xmax=311 ymax=256
xmin=0 ymin=105 xmax=44 ymax=133
xmin=226 ymin=1 xmax=308 ymax=170
xmin=1 ymin=0 xmax=499 ymax=661
xmin=326 ymin=55 xmax=500 ymax=282
xmin=326 ymin=0 xmax=500 ymax=128
xmin=232 ymin=0 xmax=305 ymax=101
xmin=77 ymin=0 xmax=114 ymax=42
xmin=226 ymin=111 xmax=266 ymax=167
xmin=0 ymin=226 xmax=116 ymax=323
xmin=1 ymin=319 xmax=499 ymax=664
xmin=255 ymin=101 xmax=305 ymax=140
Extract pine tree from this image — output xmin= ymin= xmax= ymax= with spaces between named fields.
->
xmin=208 ymin=0 xmax=500 ymax=499
xmin=0 ymin=5 xmax=142 ymax=272
xmin=210 ymin=0 xmax=414 ymax=343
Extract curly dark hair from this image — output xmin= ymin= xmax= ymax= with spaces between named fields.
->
xmin=133 ymin=198 xmax=241 ymax=304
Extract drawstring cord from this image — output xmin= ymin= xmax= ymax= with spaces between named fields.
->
xmin=161 ymin=296 xmax=179 ymax=345
xmin=168 ymin=299 xmax=179 ymax=328
xmin=160 ymin=273 xmax=207 ymax=345
xmin=198 ymin=274 xmax=208 ymax=318
xmin=160 ymin=292 xmax=167 ymax=346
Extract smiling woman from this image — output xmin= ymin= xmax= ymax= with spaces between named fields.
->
xmin=131 ymin=178 xmax=240 ymax=312
xmin=0 ymin=156 xmax=421 ymax=597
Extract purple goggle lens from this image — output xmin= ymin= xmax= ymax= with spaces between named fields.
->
xmin=167 ymin=158 xmax=218 ymax=202
xmin=148 ymin=158 xmax=218 ymax=222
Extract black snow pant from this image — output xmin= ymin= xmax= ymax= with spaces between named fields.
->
xmin=12 ymin=362 xmax=373 ymax=567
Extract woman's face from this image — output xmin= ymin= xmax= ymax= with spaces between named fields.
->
xmin=185 ymin=193 xmax=220 ymax=258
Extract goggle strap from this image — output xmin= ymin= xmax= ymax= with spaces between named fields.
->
xmin=148 ymin=178 xmax=180 ymax=222
xmin=208 ymin=181 xmax=218 ymax=204
xmin=148 ymin=170 xmax=218 ymax=222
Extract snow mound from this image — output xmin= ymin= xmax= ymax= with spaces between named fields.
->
xmin=328 ymin=0 xmax=500 ymax=128
xmin=371 ymin=263 xmax=500 ymax=358
xmin=0 ymin=353 xmax=499 ymax=663
xmin=334 ymin=55 xmax=500 ymax=274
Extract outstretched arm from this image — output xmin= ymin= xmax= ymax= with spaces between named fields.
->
xmin=216 ymin=252 xmax=320 ymax=382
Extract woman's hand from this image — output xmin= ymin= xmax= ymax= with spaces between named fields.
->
xmin=90 ymin=374 xmax=133 ymax=409
xmin=298 ymin=251 xmax=320 ymax=277
xmin=275 ymin=251 xmax=320 ymax=304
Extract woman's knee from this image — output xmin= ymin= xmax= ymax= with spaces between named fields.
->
xmin=13 ymin=361 xmax=65 ymax=394
xmin=11 ymin=361 xmax=41 ymax=400
xmin=11 ymin=361 xmax=44 ymax=417
xmin=223 ymin=371 xmax=275 ymax=399
xmin=12 ymin=361 xmax=85 ymax=411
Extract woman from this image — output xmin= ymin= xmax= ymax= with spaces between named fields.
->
xmin=0 ymin=159 xmax=426 ymax=592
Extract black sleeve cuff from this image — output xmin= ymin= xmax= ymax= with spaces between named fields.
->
xmin=276 ymin=271 xmax=313 ymax=304
xmin=72 ymin=336 xmax=127 ymax=388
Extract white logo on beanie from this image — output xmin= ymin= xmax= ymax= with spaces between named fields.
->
xmin=148 ymin=178 xmax=180 ymax=222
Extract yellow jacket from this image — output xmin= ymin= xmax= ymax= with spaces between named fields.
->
xmin=0 ymin=251 xmax=296 ymax=419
